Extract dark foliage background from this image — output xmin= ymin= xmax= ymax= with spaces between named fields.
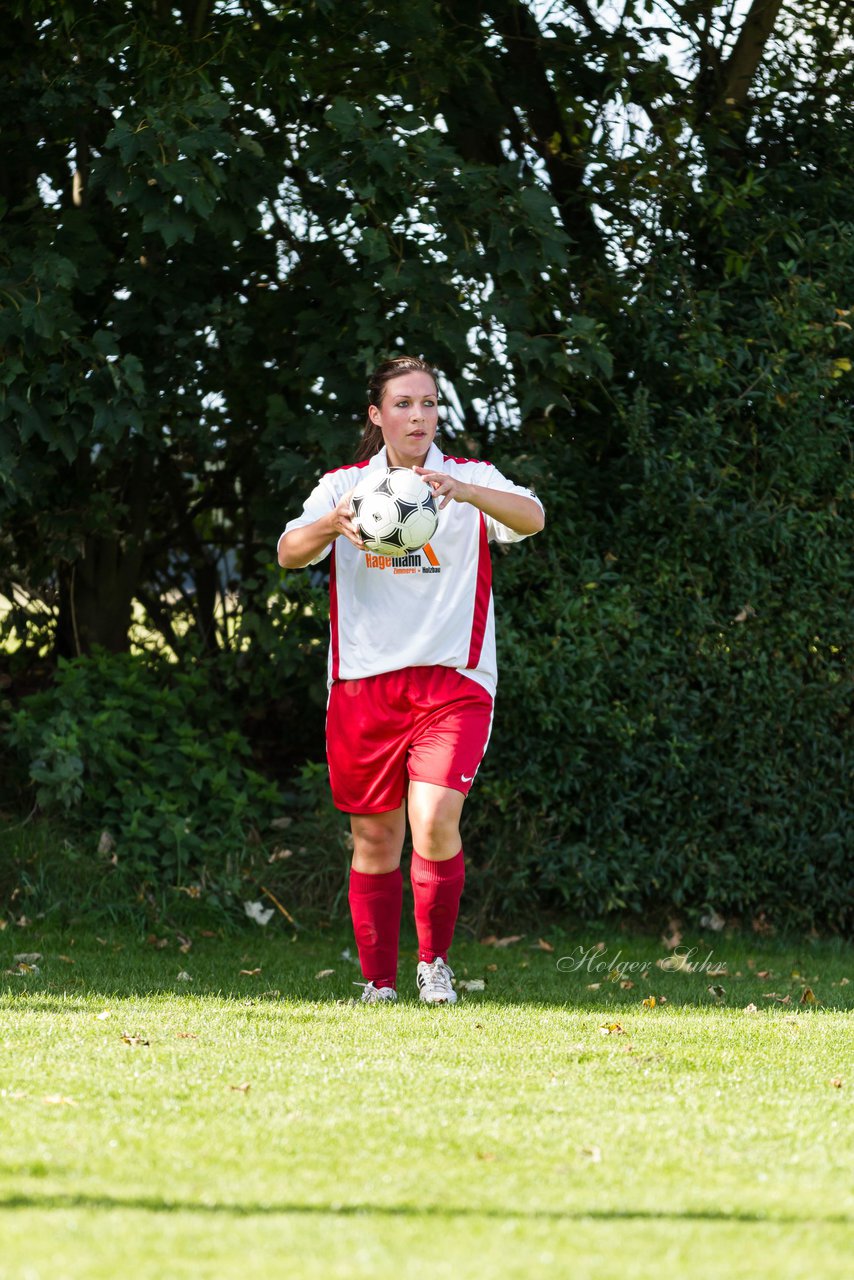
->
xmin=1 ymin=1 xmax=851 ymax=932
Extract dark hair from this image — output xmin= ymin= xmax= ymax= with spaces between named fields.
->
xmin=355 ymin=355 xmax=439 ymax=461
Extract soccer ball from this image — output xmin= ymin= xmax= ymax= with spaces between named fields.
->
xmin=351 ymin=467 xmax=439 ymax=557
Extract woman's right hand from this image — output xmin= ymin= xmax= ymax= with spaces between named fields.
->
xmin=329 ymin=489 xmax=366 ymax=551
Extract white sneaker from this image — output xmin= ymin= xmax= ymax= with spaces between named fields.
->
xmin=416 ymin=957 xmax=457 ymax=1005
xmin=355 ymin=982 xmax=398 ymax=1004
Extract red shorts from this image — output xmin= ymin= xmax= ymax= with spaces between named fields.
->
xmin=326 ymin=666 xmax=494 ymax=814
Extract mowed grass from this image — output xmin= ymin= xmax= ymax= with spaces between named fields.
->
xmin=0 ymin=923 xmax=851 ymax=1280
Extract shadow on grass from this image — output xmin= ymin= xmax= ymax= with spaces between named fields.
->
xmin=0 ymin=1193 xmax=850 ymax=1225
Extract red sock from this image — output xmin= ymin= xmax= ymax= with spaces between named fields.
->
xmin=348 ymin=866 xmax=402 ymax=989
xmin=411 ymin=849 xmax=465 ymax=964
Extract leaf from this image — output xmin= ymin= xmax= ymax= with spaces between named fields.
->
xmin=661 ymin=920 xmax=682 ymax=950
xmin=642 ymin=996 xmax=657 ymax=1009
xmin=176 ymin=1032 xmax=198 ymax=1039
xmin=43 ymin=1095 xmax=77 ymax=1106
xmin=700 ymin=911 xmax=726 ymax=932
xmin=599 ymin=1022 xmax=625 ymax=1035
xmin=268 ymin=847 xmax=293 ymax=862
xmin=708 ymin=985 xmax=726 ymax=1000
xmin=176 ymin=971 xmax=193 ymax=982
xmin=229 ymin=1082 xmax=251 ymax=1093
xmin=743 ymin=1003 xmax=759 ymax=1014
xmin=121 ymin=1033 xmax=149 ymax=1046
xmin=479 ymin=934 xmax=524 ymax=948
xmin=799 ymin=987 xmax=818 ymax=1005
xmin=762 ymin=993 xmax=791 ymax=1003
xmin=457 ymin=978 xmax=485 ymax=991
xmin=13 ymin=952 xmax=42 ymax=963
xmin=535 ymin=938 xmax=554 ymax=952
xmin=587 ymin=983 xmax=601 ymax=990
xmin=620 ymin=980 xmax=635 ymax=989
xmin=94 ymin=1010 xmax=112 ymax=1020
xmin=314 ymin=969 xmax=335 ymax=979
xmin=830 ymin=1077 xmax=843 ymax=1088
xmin=243 ymin=901 xmax=275 ymax=926
xmin=581 ymin=1145 xmax=602 ymax=1162
xmin=239 ymin=968 xmax=262 ymax=976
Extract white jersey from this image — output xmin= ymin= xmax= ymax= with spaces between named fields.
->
xmin=278 ymin=442 xmax=543 ymax=696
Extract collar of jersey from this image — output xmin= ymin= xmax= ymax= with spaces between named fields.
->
xmin=372 ymin=441 xmax=443 ymax=472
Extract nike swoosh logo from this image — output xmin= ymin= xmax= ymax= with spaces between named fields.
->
xmin=461 ymin=773 xmax=474 ymax=783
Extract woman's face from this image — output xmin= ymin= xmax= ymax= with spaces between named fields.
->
xmin=368 ymin=371 xmax=439 ymax=467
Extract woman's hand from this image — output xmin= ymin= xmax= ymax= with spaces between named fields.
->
xmin=412 ymin=467 xmax=473 ymax=510
xmin=332 ymin=489 xmax=366 ymax=550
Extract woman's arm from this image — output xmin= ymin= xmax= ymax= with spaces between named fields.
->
xmin=413 ymin=468 xmax=545 ymax=536
xmin=277 ymin=491 xmax=365 ymax=568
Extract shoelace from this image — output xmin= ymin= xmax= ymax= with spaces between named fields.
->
xmin=419 ymin=959 xmax=455 ymax=996
xmin=354 ymin=981 xmax=395 ymax=1002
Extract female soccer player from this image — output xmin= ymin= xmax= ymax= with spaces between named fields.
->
xmin=277 ymin=357 xmax=544 ymax=1004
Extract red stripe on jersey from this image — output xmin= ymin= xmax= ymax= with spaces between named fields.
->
xmin=324 ymin=459 xmax=372 ymax=477
xmin=329 ymin=543 xmax=340 ymax=681
xmin=466 ymin=515 xmax=492 ymax=670
xmin=444 ymin=455 xmax=492 ymax=467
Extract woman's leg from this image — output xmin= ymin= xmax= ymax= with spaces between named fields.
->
xmin=348 ymin=803 xmax=406 ymax=989
xmin=407 ymin=781 xmax=467 ymax=969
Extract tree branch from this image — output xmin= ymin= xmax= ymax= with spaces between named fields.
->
xmin=714 ymin=0 xmax=784 ymax=112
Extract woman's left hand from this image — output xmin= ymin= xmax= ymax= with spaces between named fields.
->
xmin=412 ymin=467 xmax=473 ymax=510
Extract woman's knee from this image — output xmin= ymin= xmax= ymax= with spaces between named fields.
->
xmin=408 ymin=783 xmax=464 ymax=858
xmin=350 ymin=807 xmax=405 ymax=872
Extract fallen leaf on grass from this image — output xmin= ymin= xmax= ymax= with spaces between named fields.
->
xmin=239 ymin=968 xmax=262 ymax=977
xmin=587 ymin=983 xmax=601 ymax=991
xmin=146 ymin=935 xmax=169 ymax=950
xmin=229 ymin=1082 xmax=251 ymax=1093
xmin=480 ymin=934 xmax=525 ymax=947
xmin=199 ymin=930 xmax=218 ymax=939
xmin=830 ymin=1077 xmax=843 ymax=1088
xmin=599 ymin=1022 xmax=625 ymax=1035
xmin=244 ymin=901 xmax=275 ymax=926
xmin=121 ymin=1034 xmax=149 ymax=1046
xmin=756 ymin=970 xmax=773 ymax=979
xmin=476 ymin=1151 xmax=496 ymax=1162
xmin=314 ymin=969 xmax=335 ymax=979
xmin=94 ymin=1010 xmax=112 ymax=1021
xmin=800 ymin=987 xmax=819 ymax=1005
xmin=175 ymin=971 xmax=192 ymax=982
xmin=620 ymin=980 xmax=635 ymax=990
xmin=661 ymin=920 xmax=682 ymax=950
xmin=1 ymin=1090 xmax=28 ymax=1100
xmin=267 ymin=847 xmax=293 ymax=863
xmin=270 ymin=816 xmax=293 ymax=830
xmin=57 ymin=955 xmax=75 ymax=964
xmin=43 ymin=1095 xmax=76 ymax=1106
xmin=6 ymin=963 xmax=40 ymax=976
xmin=642 ymin=996 xmax=657 ymax=1009
xmin=762 ymin=993 xmax=791 ymax=1004
xmin=708 ymin=985 xmax=726 ymax=1000
xmin=457 ymin=979 xmax=485 ymax=992
xmin=534 ymin=938 xmax=554 ymax=952
xmin=581 ymin=1145 xmax=602 ymax=1163
xmin=486 ymin=963 xmax=498 ymax=972
xmin=700 ymin=910 xmax=726 ymax=932
xmin=176 ymin=1032 xmax=198 ymax=1039
xmin=743 ymin=1003 xmax=759 ymax=1014
xmin=14 ymin=953 xmax=42 ymax=964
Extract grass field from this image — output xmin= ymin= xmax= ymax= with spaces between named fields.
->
xmin=1 ymin=921 xmax=851 ymax=1279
